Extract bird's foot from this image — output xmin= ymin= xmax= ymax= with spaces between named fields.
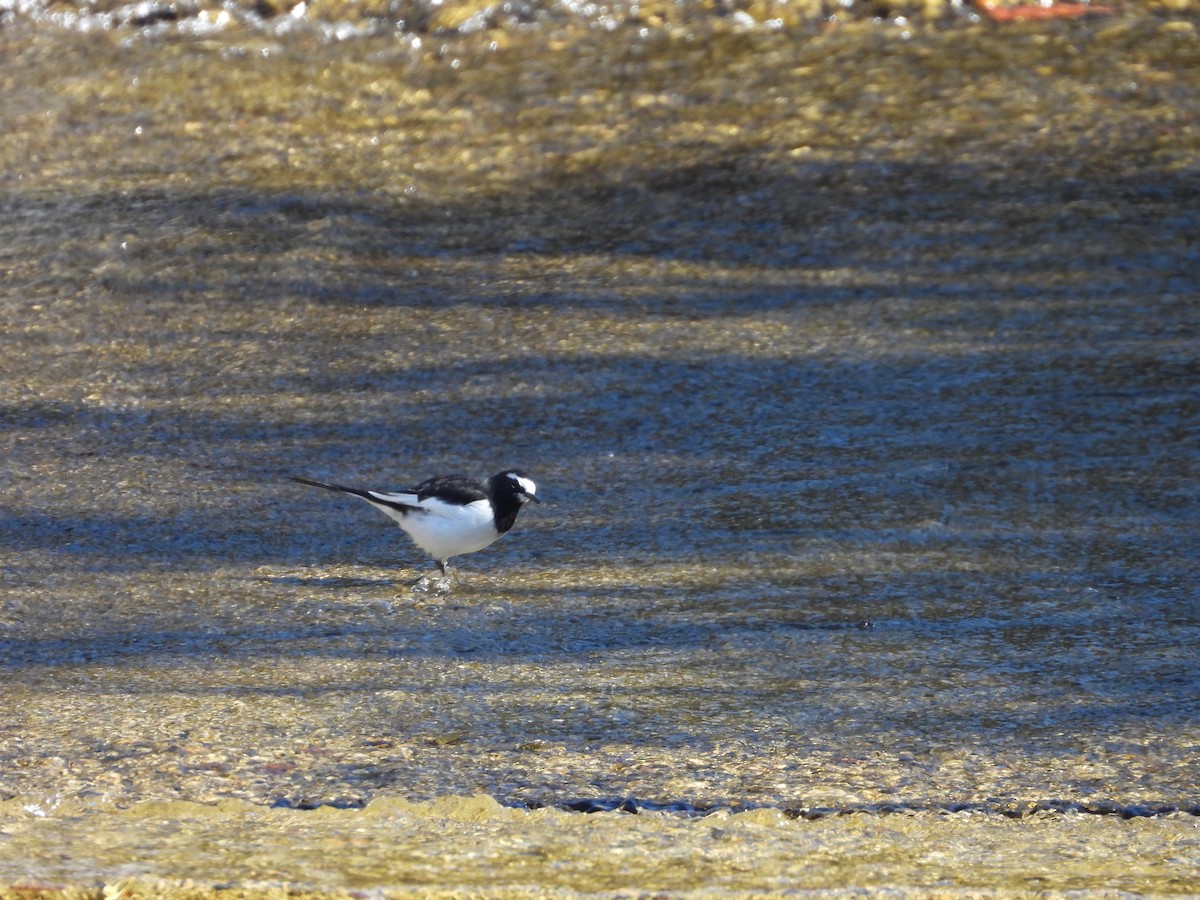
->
xmin=410 ymin=569 xmax=456 ymax=595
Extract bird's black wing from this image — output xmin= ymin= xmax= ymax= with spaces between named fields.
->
xmin=412 ymin=474 xmax=489 ymax=505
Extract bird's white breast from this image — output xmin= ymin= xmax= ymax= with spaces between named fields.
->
xmin=379 ymin=497 xmax=500 ymax=562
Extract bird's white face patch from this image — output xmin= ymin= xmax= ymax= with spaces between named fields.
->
xmin=512 ymin=474 xmax=537 ymax=498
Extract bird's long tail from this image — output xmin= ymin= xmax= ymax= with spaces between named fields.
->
xmin=291 ymin=476 xmax=422 ymax=515
xmin=291 ymin=476 xmax=377 ymax=502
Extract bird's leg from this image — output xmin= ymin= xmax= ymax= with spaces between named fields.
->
xmin=411 ymin=561 xmax=453 ymax=594
xmin=437 ymin=560 xmax=460 ymax=588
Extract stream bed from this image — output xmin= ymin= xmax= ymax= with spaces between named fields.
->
xmin=1 ymin=3 xmax=1198 ymax=895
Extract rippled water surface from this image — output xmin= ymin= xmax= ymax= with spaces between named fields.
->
xmin=1 ymin=6 xmax=1198 ymax=896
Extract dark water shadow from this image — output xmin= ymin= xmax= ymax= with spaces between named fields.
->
xmin=539 ymin=796 xmax=1200 ymax=819
xmin=1 ymin=583 xmax=1195 ymax=731
xmin=3 ymin=145 xmax=1199 ymax=754
xmin=256 ymin=574 xmax=401 ymax=588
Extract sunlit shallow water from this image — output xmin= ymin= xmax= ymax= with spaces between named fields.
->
xmin=1 ymin=5 xmax=1198 ymax=895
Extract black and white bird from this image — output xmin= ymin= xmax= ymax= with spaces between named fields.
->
xmin=291 ymin=469 xmax=540 ymax=576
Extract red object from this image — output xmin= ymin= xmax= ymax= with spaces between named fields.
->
xmin=979 ymin=1 xmax=1115 ymax=21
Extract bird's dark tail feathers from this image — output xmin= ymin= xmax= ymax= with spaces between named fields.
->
xmin=291 ymin=476 xmax=376 ymax=502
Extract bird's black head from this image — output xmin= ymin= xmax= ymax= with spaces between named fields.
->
xmin=491 ymin=470 xmax=540 ymax=505
xmin=488 ymin=470 xmax=539 ymax=535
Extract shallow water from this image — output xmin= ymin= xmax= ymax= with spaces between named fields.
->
xmin=2 ymin=796 xmax=1199 ymax=896
xmin=1 ymin=5 xmax=1199 ymax=896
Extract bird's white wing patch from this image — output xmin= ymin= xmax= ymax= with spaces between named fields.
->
xmin=368 ymin=490 xmax=420 ymax=506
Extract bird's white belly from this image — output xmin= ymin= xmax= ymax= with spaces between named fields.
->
xmin=381 ymin=498 xmax=499 ymax=562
